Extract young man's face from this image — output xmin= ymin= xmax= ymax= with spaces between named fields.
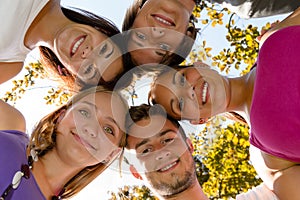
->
xmin=126 ymin=115 xmax=196 ymax=196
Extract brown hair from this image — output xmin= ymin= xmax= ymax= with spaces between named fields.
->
xmin=39 ymin=7 xmax=126 ymax=91
xmin=148 ymin=66 xmax=247 ymax=124
xmin=29 ymin=86 xmax=128 ymax=199
xmin=125 ymin=103 xmax=187 ymax=142
xmin=122 ymin=0 xmax=198 ymax=67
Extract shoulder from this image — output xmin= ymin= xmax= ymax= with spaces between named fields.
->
xmin=0 ymin=100 xmax=26 ymax=132
xmin=0 ymin=62 xmax=23 ymax=84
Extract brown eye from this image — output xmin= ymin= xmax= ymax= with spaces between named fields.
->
xmin=161 ymin=138 xmax=174 ymax=145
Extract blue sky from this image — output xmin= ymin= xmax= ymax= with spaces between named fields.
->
xmin=0 ymin=0 xmax=289 ymax=199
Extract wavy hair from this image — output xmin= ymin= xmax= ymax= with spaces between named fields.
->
xmin=29 ymin=86 xmax=128 ymax=199
xmin=39 ymin=7 xmax=127 ymax=91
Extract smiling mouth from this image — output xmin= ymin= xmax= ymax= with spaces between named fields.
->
xmin=157 ymin=160 xmax=179 ymax=172
xmin=70 ymin=35 xmax=86 ymax=57
xmin=71 ymin=131 xmax=96 ymax=150
xmin=201 ymin=81 xmax=209 ymax=105
xmin=151 ymin=14 xmax=175 ymax=27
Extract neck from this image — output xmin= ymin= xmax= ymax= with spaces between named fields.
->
xmin=161 ymin=179 xmax=208 ymax=200
xmin=24 ymin=0 xmax=73 ymax=49
xmin=226 ymin=69 xmax=255 ymax=117
xmin=32 ymin=149 xmax=83 ymax=198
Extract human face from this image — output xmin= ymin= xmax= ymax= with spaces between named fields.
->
xmin=150 ymin=65 xmax=230 ymax=121
xmin=56 ymin=92 xmax=126 ymax=167
xmin=127 ymin=115 xmax=196 ymax=196
xmin=128 ymin=0 xmax=194 ymax=66
xmin=54 ymin=24 xmax=123 ymax=85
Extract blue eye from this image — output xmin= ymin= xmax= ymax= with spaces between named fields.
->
xmin=179 ymin=97 xmax=184 ymax=111
xmin=136 ymin=32 xmax=146 ymax=40
xmin=99 ymin=43 xmax=108 ymax=55
xmin=180 ymin=74 xmax=186 ymax=86
xmin=159 ymin=43 xmax=170 ymax=51
xmin=84 ymin=64 xmax=93 ymax=74
xmin=79 ymin=109 xmax=89 ymax=118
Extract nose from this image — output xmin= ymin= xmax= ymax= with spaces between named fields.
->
xmin=155 ymin=150 xmax=171 ymax=161
xmin=82 ymin=125 xmax=97 ymax=138
xmin=151 ymin=27 xmax=165 ymax=38
xmin=81 ymin=46 xmax=92 ymax=59
xmin=183 ymin=85 xmax=195 ymax=100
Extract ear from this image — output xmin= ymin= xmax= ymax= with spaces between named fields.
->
xmin=190 ymin=118 xmax=208 ymax=125
xmin=186 ymin=138 xmax=194 ymax=153
xmin=129 ymin=165 xmax=143 ymax=180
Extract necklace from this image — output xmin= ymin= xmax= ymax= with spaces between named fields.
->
xmin=0 ymin=150 xmax=63 ymax=200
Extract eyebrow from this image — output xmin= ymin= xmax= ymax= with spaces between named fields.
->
xmin=135 ymin=129 xmax=175 ymax=150
xmin=82 ymin=101 xmax=121 ymax=128
xmin=107 ymin=117 xmax=121 ymax=130
xmin=82 ymin=101 xmax=97 ymax=109
xmin=131 ymin=36 xmax=144 ymax=48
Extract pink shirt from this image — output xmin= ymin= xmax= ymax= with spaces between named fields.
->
xmin=250 ymin=25 xmax=300 ymax=163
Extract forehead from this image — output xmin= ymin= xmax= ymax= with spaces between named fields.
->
xmin=72 ymin=92 xmax=126 ymax=127
xmin=127 ymin=115 xmax=178 ymax=148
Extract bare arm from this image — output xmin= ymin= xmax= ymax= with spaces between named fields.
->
xmin=0 ymin=62 xmax=23 ymax=84
xmin=273 ymin=165 xmax=300 ymax=200
xmin=0 ymin=100 xmax=26 ymax=132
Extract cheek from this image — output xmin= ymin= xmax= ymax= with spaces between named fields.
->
xmin=135 ymin=155 xmax=156 ymax=173
xmin=182 ymin=100 xmax=199 ymax=118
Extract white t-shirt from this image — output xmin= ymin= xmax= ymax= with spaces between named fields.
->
xmin=235 ymin=183 xmax=278 ymax=200
xmin=0 ymin=0 xmax=49 ymax=62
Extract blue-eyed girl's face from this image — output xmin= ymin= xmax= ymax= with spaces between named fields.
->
xmin=56 ymin=92 xmax=126 ymax=167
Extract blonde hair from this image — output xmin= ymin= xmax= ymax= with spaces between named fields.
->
xmin=29 ymin=86 xmax=128 ymax=198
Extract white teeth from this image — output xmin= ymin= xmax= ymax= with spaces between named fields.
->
xmin=155 ymin=16 xmax=172 ymax=26
xmin=202 ymin=82 xmax=208 ymax=104
xmin=72 ymin=37 xmax=85 ymax=54
xmin=160 ymin=162 xmax=177 ymax=172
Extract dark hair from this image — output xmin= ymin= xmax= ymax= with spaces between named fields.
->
xmin=39 ymin=7 xmax=131 ymax=90
xmin=149 ymin=66 xmax=247 ymax=124
xmin=125 ymin=104 xmax=187 ymax=142
xmin=122 ymin=0 xmax=198 ymax=67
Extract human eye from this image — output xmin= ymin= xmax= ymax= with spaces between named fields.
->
xmin=98 ymin=43 xmax=108 ymax=55
xmin=136 ymin=31 xmax=146 ymax=40
xmin=84 ymin=64 xmax=93 ymax=74
xmin=179 ymin=97 xmax=184 ymax=112
xmin=79 ymin=109 xmax=90 ymax=118
xmin=179 ymin=73 xmax=186 ymax=86
xmin=141 ymin=147 xmax=152 ymax=155
xmin=161 ymin=137 xmax=174 ymax=145
xmin=103 ymin=126 xmax=114 ymax=135
xmin=159 ymin=43 xmax=170 ymax=51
